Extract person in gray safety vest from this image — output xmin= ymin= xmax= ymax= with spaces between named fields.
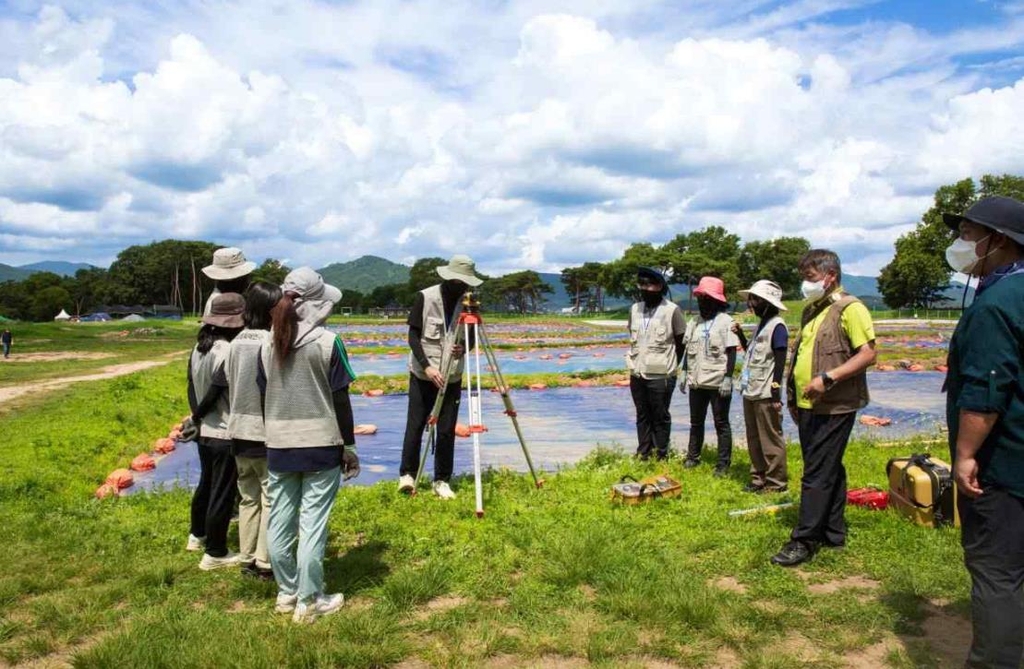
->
xmin=397 ymin=255 xmax=484 ymax=499
xmin=682 ymin=276 xmax=740 ymax=476
xmin=626 ymin=266 xmax=685 ymax=461
xmin=735 ymin=280 xmax=789 ymax=493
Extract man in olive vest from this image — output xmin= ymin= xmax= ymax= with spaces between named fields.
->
xmin=626 ymin=267 xmax=686 ymax=460
xmin=398 ymin=255 xmax=484 ymax=499
xmin=772 ymin=249 xmax=876 ymax=567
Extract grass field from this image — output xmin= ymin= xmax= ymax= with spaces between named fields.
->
xmin=0 ymin=327 xmax=971 ymax=668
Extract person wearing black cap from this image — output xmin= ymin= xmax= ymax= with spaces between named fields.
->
xmin=943 ymin=195 xmax=1024 ymax=669
xmin=626 ymin=267 xmax=685 ymax=460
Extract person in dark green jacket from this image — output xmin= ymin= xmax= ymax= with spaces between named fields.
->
xmin=944 ymin=195 xmax=1024 ymax=669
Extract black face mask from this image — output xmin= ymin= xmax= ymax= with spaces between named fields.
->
xmin=750 ymin=301 xmax=769 ymax=318
xmin=641 ymin=291 xmax=662 ymax=307
xmin=698 ymin=299 xmax=718 ymax=320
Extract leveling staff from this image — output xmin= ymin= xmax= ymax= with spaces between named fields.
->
xmin=397 ymin=255 xmax=484 ymax=500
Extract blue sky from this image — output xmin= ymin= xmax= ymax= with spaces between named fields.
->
xmin=0 ymin=0 xmax=1023 ymax=276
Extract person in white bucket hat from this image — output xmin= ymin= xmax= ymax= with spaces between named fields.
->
xmin=398 ymin=254 xmax=484 ymax=499
xmin=734 ymin=280 xmax=789 ymax=495
xmin=202 ymin=247 xmax=257 ymax=316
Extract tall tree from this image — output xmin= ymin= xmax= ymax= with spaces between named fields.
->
xmin=488 ymin=271 xmax=552 ymax=313
xmin=662 ymin=226 xmax=742 ymax=308
xmin=737 ymin=236 xmax=810 ymax=298
xmin=599 ymin=243 xmax=669 ymax=299
xmin=250 ymin=259 xmax=290 ymax=286
xmin=107 ymin=240 xmax=219 ymax=313
xmin=408 ymin=257 xmax=448 ymax=293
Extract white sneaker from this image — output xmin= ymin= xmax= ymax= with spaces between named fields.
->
xmin=292 ymin=593 xmax=344 ymax=624
xmin=185 ymin=534 xmax=206 ymax=552
xmin=432 ymin=481 xmax=456 ymax=500
xmin=198 ymin=551 xmax=241 ymax=571
xmin=398 ymin=474 xmax=415 ymax=494
xmin=275 ymin=593 xmax=298 ymax=613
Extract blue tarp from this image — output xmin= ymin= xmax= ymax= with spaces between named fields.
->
xmin=129 ymin=371 xmax=947 ymax=494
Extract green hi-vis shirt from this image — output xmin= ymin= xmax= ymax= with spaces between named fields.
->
xmin=946 ymin=271 xmax=1024 ymax=499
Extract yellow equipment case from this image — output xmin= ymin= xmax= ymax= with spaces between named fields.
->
xmin=611 ymin=474 xmax=682 ymax=505
xmin=886 ymin=454 xmax=959 ymax=528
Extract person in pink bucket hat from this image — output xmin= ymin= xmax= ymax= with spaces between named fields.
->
xmin=681 ymin=276 xmax=740 ymax=476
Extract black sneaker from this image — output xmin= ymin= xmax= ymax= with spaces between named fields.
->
xmin=683 ymin=459 xmax=701 ymax=469
xmin=241 ymin=562 xmax=276 ymax=581
xmin=713 ymin=466 xmax=729 ymax=478
xmin=770 ymin=540 xmax=816 ymax=567
xmin=743 ymin=483 xmax=765 ymax=493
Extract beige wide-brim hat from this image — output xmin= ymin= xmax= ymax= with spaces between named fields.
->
xmin=738 ymin=279 xmax=788 ymax=311
xmin=436 ymin=254 xmax=483 ymax=287
xmin=202 ymin=247 xmax=257 ymax=281
xmin=282 ymin=267 xmax=343 ymax=304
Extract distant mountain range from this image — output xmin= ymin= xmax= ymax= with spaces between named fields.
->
xmin=0 ymin=261 xmax=96 ymax=282
xmin=317 ymin=255 xmax=410 ymax=294
xmin=1 ymin=253 xmax=972 ymax=310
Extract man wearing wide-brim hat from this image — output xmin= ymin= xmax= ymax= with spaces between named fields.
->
xmin=735 ymin=280 xmax=789 ymax=494
xmin=942 ymin=195 xmax=1024 ymax=668
xmin=202 ymin=247 xmax=256 ymax=316
xmin=397 ymin=255 xmax=484 ymax=500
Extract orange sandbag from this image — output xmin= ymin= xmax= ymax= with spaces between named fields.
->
xmin=558 ymin=353 xmax=572 ymax=359
xmin=95 ymin=483 xmax=119 ymax=499
xmin=539 ymin=354 xmax=552 ymax=360
xmin=528 ymin=383 xmax=547 ymax=390
xmin=105 ymin=469 xmax=134 ymax=490
xmin=168 ymin=428 xmax=182 ymax=439
xmin=907 ymin=364 xmax=924 ymax=372
xmin=454 ymin=423 xmax=472 ymax=438
xmin=613 ymin=379 xmax=631 ymax=387
xmin=353 ymin=424 xmax=378 ymax=435
xmin=935 ymin=364 xmax=948 ymax=373
xmin=363 ymin=389 xmax=385 ymax=397
xmin=876 ymin=364 xmax=896 ymax=372
xmin=859 ymin=415 xmax=892 ymax=427
xmin=131 ymin=453 xmax=156 ymax=472
xmin=154 ymin=438 xmax=176 ymax=454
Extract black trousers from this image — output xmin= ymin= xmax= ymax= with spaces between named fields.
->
xmin=629 ymin=375 xmax=676 ymax=460
xmin=189 ymin=437 xmax=238 ymax=557
xmin=686 ymin=387 xmax=733 ymax=468
xmin=791 ymin=409 xmax=855 ymax=546
xmin=400 ymin=374 xmax=462 ymax=482
xmin=959 ymin=487 xmax=1024 ymax=669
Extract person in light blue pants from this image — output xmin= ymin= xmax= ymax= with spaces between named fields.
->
xmin=258 ymin=268 xmax=359 ymax=624
xmin=266 ymin=468 xmax=341 ymax=604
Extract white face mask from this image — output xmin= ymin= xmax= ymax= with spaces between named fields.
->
xmin=945 ymin=235 xmax=991 ymax=275
xmin=801 ymin=279 xmax=827 ymax=301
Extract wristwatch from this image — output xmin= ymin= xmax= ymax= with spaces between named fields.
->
xmin=819 ymin=371 xmax=835 ymax=389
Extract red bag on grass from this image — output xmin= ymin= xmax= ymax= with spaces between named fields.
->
xmin=105 ymin=469 xmax=134 ymax=490
xmin=847 ymin=487 xmax=889 ymax=510
xmin=130 ymin=453 xmax=155 ymax=472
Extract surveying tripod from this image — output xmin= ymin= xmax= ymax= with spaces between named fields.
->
xmin=414 ymin=291 xmax=543 ymax=517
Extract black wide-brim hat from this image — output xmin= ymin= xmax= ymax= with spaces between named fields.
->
xmin=636 ymin=266 xmax=666 ymax=285
xmin=943 ymin=195 xmax=1024 ymax=246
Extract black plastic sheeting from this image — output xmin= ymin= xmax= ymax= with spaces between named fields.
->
xmin=129 ymin=371 xmax=947 ymax=494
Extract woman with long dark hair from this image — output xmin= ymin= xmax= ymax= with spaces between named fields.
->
xmin=258 ymin=268 xmax=359 ymax=623
xmin=225 ymin=282 xmax=282 ymax=580
xmin=186 ymin=292 xmax=245 ymax=570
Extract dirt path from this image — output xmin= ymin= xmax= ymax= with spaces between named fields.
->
xmin=0 ymin=351 xmax=187 ymax=406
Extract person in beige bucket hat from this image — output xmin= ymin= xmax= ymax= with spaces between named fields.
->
xmin=734 ymin=280 xmax=790 ymax=495
xmin=398 ymin=254 xmax=484 ymax=499
xmin=202 ymin=248 xmax=257 ymax=316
